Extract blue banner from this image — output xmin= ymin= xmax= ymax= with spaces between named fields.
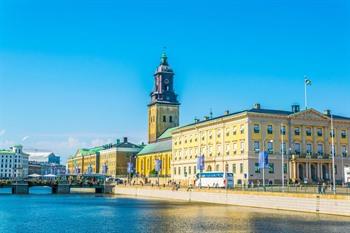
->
xmin=196 ymin=155 xmax=205 ymax=171
xmin=155 ymin=159 xmax=162 ymax=172
xmin=102 ymin=164 xmax=108 ymax=174
xmin=127 ymin=162 xmax=133 ymax=174
xmin=259 ymin=151 xmax=269 ymax=169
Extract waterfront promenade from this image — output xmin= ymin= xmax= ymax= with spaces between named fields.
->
xmin=113 ymin=185 xmax=350 ymax=217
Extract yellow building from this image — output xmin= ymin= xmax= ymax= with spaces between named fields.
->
xmin=172 ymin=104 xmax=350 ymax=185
xmin=136 ymin=128 xmax=175 ymax=177
xmin=136 ymin=52 xmax=180 ymax=179
xmin=66 ymin=137 xmax=142 ymax=176
xmin=99 ymin=137 xmax=142 ymax=177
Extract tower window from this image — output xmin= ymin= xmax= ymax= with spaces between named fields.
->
xmin=169 ymin=116 xmax=173 ymax=123
xmin=163 ymin=116 xmax=166 ymax=122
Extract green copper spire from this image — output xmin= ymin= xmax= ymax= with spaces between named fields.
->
xmin=160 ymin=48 xmax=168 ymax=65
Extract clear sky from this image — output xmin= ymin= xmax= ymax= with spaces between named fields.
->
xmin=0 ymin=0 xmax=349 ymax=162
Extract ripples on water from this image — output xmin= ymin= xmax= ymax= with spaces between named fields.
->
xmin=0 ymin=187 xmax=350 ymax=233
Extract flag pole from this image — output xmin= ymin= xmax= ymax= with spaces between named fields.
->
xmin=304 ymin=77 xmax=308 ymax=109
xmin=331 ymin=114 xmax=336 ymax=194
xmin=281 ymin=124 xmax=285 ymax=192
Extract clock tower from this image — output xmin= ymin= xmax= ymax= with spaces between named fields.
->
xmin=148 ymin=51 xmax=180 ymax=143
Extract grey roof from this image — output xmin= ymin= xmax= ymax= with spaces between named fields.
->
xmin=137 ymin=139 xmax=172 ymax=156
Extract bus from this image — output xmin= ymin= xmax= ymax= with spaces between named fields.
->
xmin=345 ymin=167 xmax=350 ymax=184
xmin=195 ymin=172 xmax=234 ymax=188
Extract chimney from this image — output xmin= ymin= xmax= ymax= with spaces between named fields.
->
xmin=116 ymin=139 xmax=121 ymax=144
xmin=224 ymin=110 xmax=230 ymax=115
xmin=123 ymin=137 xmax=128 ymax=143
xmin=194 ymin=118 xmax=200 ymax=123
xmin=291 ymin=104 xmax=300 ymax=113
xmin=324 ymin=109 xmax=331 ymax=116
xmin=253 ymin=103 xmax=261 ymax=109
xmin=204 ymin=116 xmax=210 ymax=120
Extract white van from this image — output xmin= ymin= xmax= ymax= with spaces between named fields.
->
xmin=195 ymin=172 xmax=234 ymax=188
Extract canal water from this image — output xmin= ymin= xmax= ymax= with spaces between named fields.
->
xmin=0 ymin=187 xmax=350 ymax=233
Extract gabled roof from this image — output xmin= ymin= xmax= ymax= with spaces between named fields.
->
xmin=137 ymin=139 xmax=172 ymax=156
xmin=157 ymin=127 xmax=179 ymax=140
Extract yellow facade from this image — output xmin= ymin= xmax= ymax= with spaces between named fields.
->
xmin=148 ymin=103 xmax=179 ymax=143
xmin=172 ymin=107 xmax=350 ymax=185
xmin=83 ymin=154 xmax=99 ymax=174
xmin=136 ymin=151 xmax=172 ymax=177
xmin=99 ymin=148 xmax=137 ymax=177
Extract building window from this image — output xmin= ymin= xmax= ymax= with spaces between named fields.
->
xmin=254 ymin=141 xmax=260 ymax=152
xmin=280 ymin=126 xmax=286 ymax=135
xmin=240 ymin=142 xmax=245 ymax=153
xmin=342 ymin=145 xmax=347 ymax=157
xmin=240 ymin=126 xmax=245 ymax=134
xmin=163 ymin=115 xmax=166 ymax=122
xmin=178 ymin=167 xmax=181 ymax=175
xmin=240 ymin=163 xmax=243 ymax=174
xmin=306 ymin=128 xmax=312 ymax=137
xmin=255 ymin=163 xmax=260 ymax=173
xmin=283 ymin=163 xmax=287 ymax=174
xmin=295 ymin=143 xmax=301 ymax=154
xmin=232 ymin=164 xmax=236 ymax=174
xmin=188 ymin=166 xmax=191 ymax=175
xmin=233 ymin=127 xmax=237 ymax=135
xmin=341 ymin=130 xmax=347 ymax=139
xmin=330 ymin=129 xmax=335 ymax=138
xmin=267 ymin=141 xmax=273 ymax=154
xmin=216 ymin=164 xmax=219 ymax=171
xmin=317 ymin=144 xmax=324 ymax=155
xmin=306 ymin=144 xmax=312 ymax=155
xmin=254 ymin=124 xmax=260 ymax=133
xmin=317 ymin=128 xmax=323 ymax=137
xmin=268 ymin=163 xmax=274 ymax=173
xmin=267 ymin=125 xmax=273 ymax=134
xmin=194 ymin=166 xmax=196 ymax=174
xmin=169 ymin=116 xmax=173 ymax=123
xmin=295 ymin=127 xmax=300 ymax=136
xmin=281 ymin=142 xmax=286 ymax=154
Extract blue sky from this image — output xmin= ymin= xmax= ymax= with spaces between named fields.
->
xmin=0 ymin=0 xmax=349 ymax=162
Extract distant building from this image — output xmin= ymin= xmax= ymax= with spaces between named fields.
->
xmin=0 ymin=145 xmax=29 ymax=179
xmin=66 ymin=137 xmax=142 ymax=177
xmin=28 ymin=161 xmax=66 ymax=176
xmin=24 ymin=149 xmax=60 ymax=164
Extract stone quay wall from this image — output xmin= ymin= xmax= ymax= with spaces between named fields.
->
xmin=113 ymin=186 xmax=350 ymax=217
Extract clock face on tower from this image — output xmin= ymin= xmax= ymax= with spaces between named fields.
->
xmin=164 ymin=79 xmax=169 ymax=84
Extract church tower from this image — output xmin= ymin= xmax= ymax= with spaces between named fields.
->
xmin=148 ymin=51 xmax=180 ymax=143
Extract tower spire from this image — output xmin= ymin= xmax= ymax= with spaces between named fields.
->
xmin=160 ymin=47 xmax=168 ymax=65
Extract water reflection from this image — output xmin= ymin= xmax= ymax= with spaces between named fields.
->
xmin=0 ymin=190 xmax=349 ymax=233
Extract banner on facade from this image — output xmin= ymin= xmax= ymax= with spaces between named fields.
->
xmin=197 ymin=155 xmax=205 ymax=171
xmin=127 ymin=162 xmax=134 ymax=174
xmin=155 ymin=159 xmax=162 ymax=172
xmin=259 ymin=151 xmax=269 ymax=169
